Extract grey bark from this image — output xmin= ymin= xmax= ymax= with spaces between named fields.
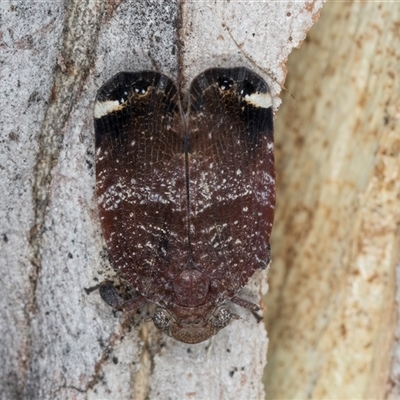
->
xmin=0 ymin=1 xmax=321 ymax=399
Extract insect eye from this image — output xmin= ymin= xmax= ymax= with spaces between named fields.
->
xmin=152 ymin=308 xmax=171 ymax=332
xmin=217 ymin=77 xmax=233 ymax=91
xmin=133 ymin=80 xmax=150 ymax=95
xmin=212 ymin=307 xmax=232 ymax=329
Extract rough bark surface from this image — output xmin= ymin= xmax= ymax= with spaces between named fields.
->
xmin=265 ymin=3 xmax=400 ymax=399
xmin=0 ymin=1 xmax=321 ymax=399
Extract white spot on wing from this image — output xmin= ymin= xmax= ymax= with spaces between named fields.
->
xmin=94 ymin=100 xmax=125 ymax=118
xmin=244 ymin=92 xmax=272 ymax=109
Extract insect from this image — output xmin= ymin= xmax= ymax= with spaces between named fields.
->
xmin=94 ymin=67 xmax=275 ymax=344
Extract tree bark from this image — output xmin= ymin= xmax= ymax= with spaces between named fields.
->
xmin=0 ymin=1 xmax=321 ymax=399
xmin=265 ymin=2 xmax=400 ymax=399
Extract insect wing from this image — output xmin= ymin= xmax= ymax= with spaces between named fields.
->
xmin=187 ymin=67 xmax=275 ymax=296
xmin=94 ymin=71 xmax=187 ymax=297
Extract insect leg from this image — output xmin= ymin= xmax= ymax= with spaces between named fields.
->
xmin=230 ymin=295 xmax=263 ymax=322
xmin=99 ymin=281 xmax=147 ymax=311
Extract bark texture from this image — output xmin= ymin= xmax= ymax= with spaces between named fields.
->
xmin=265 ymin=2 xmax=400 ymax=399
xmin=0 ymin=1 xmax=321 ymax=399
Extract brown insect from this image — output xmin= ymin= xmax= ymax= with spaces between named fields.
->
xmin=94 ymin=67 xmax=275 ymax=344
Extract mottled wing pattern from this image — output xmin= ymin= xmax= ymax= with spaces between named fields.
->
xmin=187 ymin=67 xmax=275 ymax=297
xmin=94 ymin=71 xmax=187 ymax=299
